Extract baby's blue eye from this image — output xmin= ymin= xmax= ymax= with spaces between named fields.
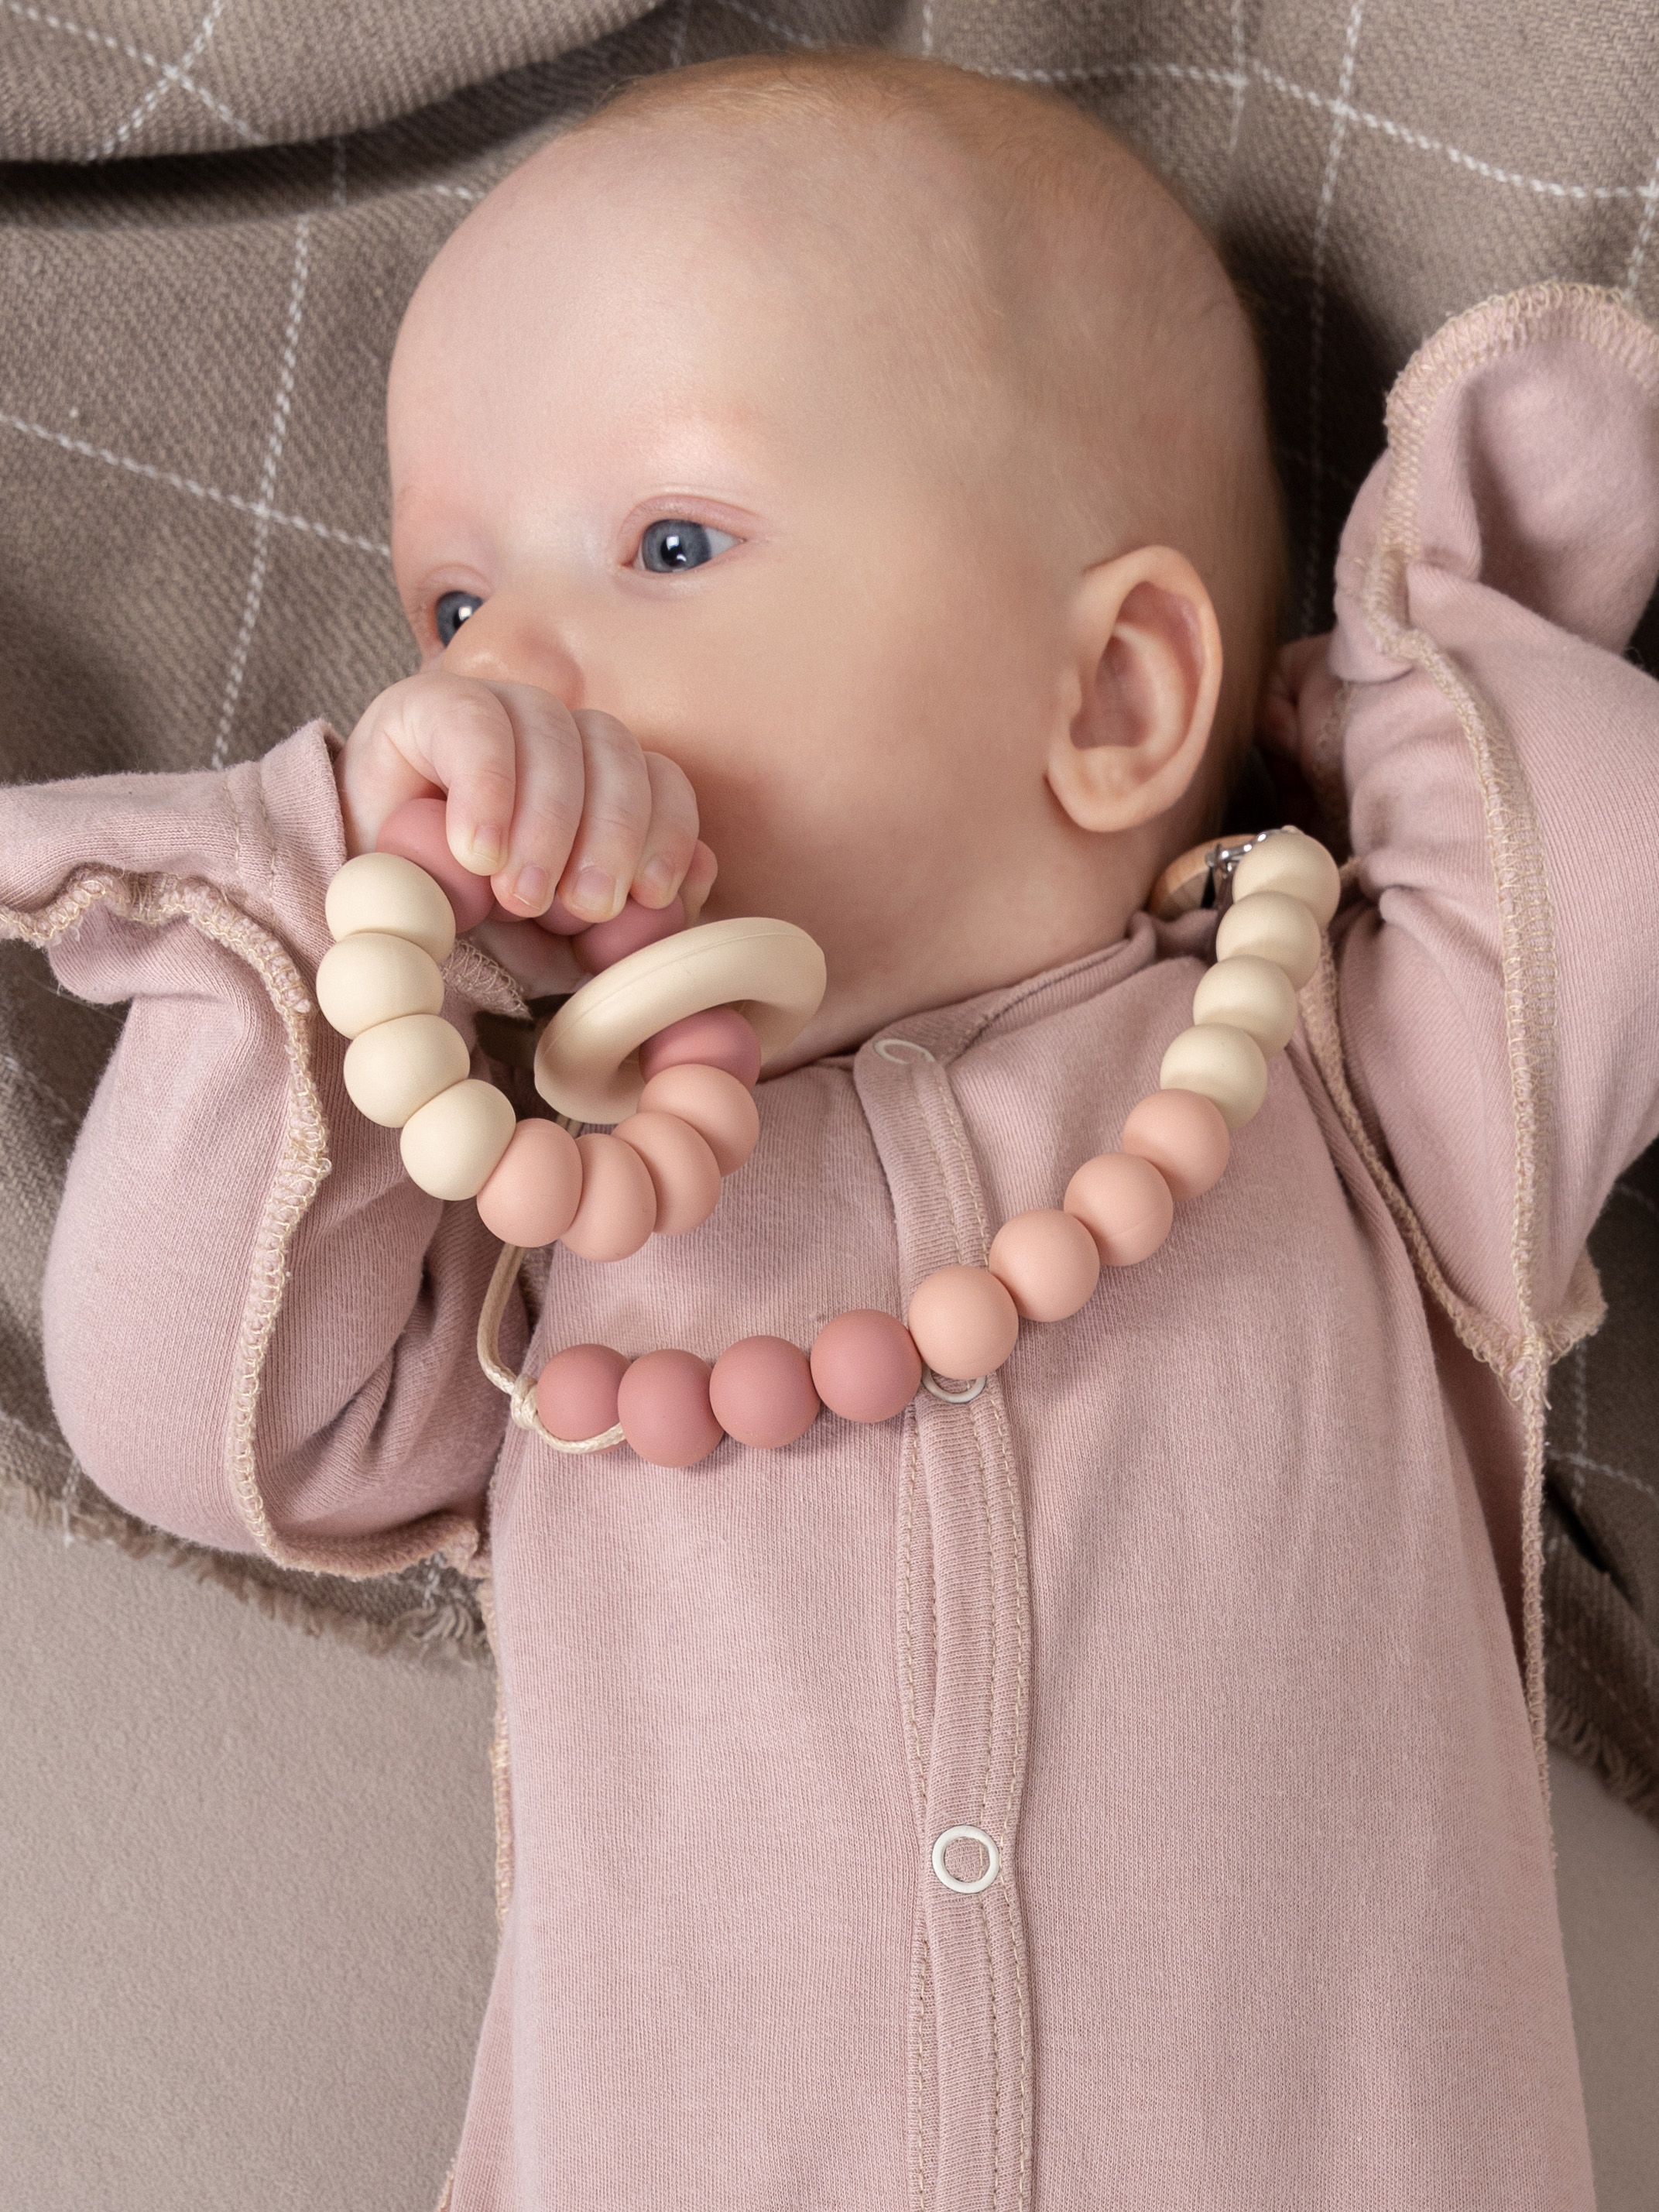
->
xmin=636 ymin=520 xmax=739 ymax=574
xmin=435 ymin=590 xmax=484 ymax=645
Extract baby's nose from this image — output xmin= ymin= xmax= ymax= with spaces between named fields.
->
xmin=441 ymin=594 xmax=583 ymax=708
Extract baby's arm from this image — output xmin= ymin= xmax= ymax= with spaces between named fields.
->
xmin=5 ymin=683 xmax=704 ymax=1572
xmin=1277 ymin=290 xmax=1659 ymax=1348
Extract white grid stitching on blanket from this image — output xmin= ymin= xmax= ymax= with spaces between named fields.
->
xmin=1302 ymin=3 xmax=1368 ymax=629
xmin=94 ymin=0 xmax=235 ymax=161
xmin=4 ymin=0 xmax=264 ymax=147
xmin=710 ymin=1 xmax=1659 ymax=210
xmin=0 ymin=412 xmax=392 ymax=559
xmin=211 ymin=214 xmax=311 ymax=770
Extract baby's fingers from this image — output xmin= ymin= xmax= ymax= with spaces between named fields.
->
xmin=680 ymin=840 xmax=718 ymax=925
xmin=550 ymin=709 xmax=656 ymax=925
xmin=485 ymin=687 xmax=588 ymax=917
xmin=631 ymin=752 xmax=701 ymax=911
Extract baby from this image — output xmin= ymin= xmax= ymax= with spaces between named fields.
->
xmin=6 ymin=45 xmax=1658 ymax=2212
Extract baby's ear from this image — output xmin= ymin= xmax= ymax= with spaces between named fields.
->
xmin=1046 ymin=546 xmax=1223 ymax=835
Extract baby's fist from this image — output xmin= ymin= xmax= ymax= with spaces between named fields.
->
xmin=334 ymin=670 xmax=708 ymax=928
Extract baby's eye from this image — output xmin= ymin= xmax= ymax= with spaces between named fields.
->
xmin=435 ymin=590 xmax=485 ymax=646
xmin=634 ymin=520 xmax=739 ymax=574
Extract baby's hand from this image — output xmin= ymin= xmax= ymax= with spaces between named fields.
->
xmin=335 ymin=670 xmax=715 ymax=928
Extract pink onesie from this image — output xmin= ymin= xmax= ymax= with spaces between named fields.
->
xmin=6 ymin=284 xmax=1658 ymax=2210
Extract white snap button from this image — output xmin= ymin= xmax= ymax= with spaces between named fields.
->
xmin=931 ymin=1823 xmax=1000 ymax=1895
xmin=921 ymin=1368 xmax=987 ymax=1404
xmin=872 ymin=1036 xmax=936 ymax=1064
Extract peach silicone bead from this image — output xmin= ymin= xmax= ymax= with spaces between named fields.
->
xmin=612 ymin=1109 xmax=722 ymax=1235
xmin=1120 ymin=1089 xmax=1230 ymax=1201
xmin=574 ymin=895 xmax=686 ymax=972
xmin=560 ymin=1132 xmax=656 ymax=1262
xmin=1063 ymin=1152 xmax=1175 ymax=1266
xmin=809 ymin=1310 xmax=923 ymax=1423
xmin=315 ymin=931 xmax=444 ymax=1039
xmin=477 ymin=1119 xmax=584 ymax=1246
xmin=1160 ymin=1021 xmax=1270 ymax=1130
xmin=342 ymin=1013 xmax=470 ymax=1127
xmin=637 ymin=1007 xmax=763 ymax=1089
xmin=535 ymin=1343 xmax=628 ymax=1445
xmin=1215 ymin=890 xmax=1321 ymax=990
xmin=636 ymin=1064 xmax=759 ymax=1175
xmin=325 ymin=852 xmax=456 ymax=966
xmin=375 ymin=796 xmax=494 ymax=932
xmin=399 ymin=1079 xmax=517 ymax=1200
xmin=987 ymin=1209 xmax=1102 ymax=1322
xmin=1192 ymin=952 xmax=1298 ymax=1056
xmin=709 ymin=1336 xmax=821 ymax=1448
xmin=907 ymin=1266 xmax=1020 ymax=1379
xmin=1231 ymin=829 xmax=1341 ymax=928
xmin=617 ymin=1349 xmax=725 ymax=1467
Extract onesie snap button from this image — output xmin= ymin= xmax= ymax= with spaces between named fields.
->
xmin=931 ymin=1823 xmax=1000 ymax=1895
xmin=872 ymin=1036 xmax=936 ymax=1064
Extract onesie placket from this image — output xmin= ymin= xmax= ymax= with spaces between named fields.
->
xmin=855 ymin=1021 xmax=1034 ymax=2212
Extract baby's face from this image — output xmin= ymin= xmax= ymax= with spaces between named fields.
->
xmin=388 ymin=118 xmax=1147 ymax=1054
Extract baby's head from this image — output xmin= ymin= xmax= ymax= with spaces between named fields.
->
xmin=387 ymin=50 xmax=1284 ymax=1058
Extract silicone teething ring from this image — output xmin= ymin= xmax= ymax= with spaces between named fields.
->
xmin=533 ymin=915 xmax=828 ymax=1125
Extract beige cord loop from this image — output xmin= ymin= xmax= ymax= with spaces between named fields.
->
xmin=477 ymin=1238 xmax=625 ymax=1455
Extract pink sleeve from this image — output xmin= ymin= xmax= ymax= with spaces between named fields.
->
xmin=0 ymin=723 xmax=530 ymax=1578
xmin=1297 ymin=286 xmax=1659 ymax=1346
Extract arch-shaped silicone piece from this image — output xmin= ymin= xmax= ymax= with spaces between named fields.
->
xmin=533 ymin=917 xmax=825 ymax=1124
xmin=1231 ymin=829 xmax=1340 ymax=928
xmin=325 ymin=852 xmax=456 ymax=966
xmin=316 ymin=932 xmax=444 ymax=1039
xmin=1160 ymin=1023 xmax=1269 ymax=1130
xmin=374 ymin=796 xmax=495 ymax=932
xmin=1215 ymin=890 xmax=1320 ymax=991
xmin=399 ymin=1079 xmax=516 ymax=1201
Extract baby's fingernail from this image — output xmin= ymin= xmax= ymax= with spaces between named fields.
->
xmin=636 ymin=856 xmax=679 ymax=907
xmin=569 ymin=864 xmax=615 ymax=920
xmin=509 ymin=863 xmax=549 ymax=912
xmin=469 ymin=824 xmax=507 ymax=871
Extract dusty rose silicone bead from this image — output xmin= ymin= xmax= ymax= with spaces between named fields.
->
xmin=618 ymin=1349 xmax=725 ymax=1467
xmin=1063 ymin=1152 xmax=1175 ymax=1266
xmin=612 ymin=1109 xmax=722 ymax=1235
xmin=375 ymin=796 xmax=495 ymax=933
xmin=907 ymin=1266 xmax=1020 ymax=1379
xmin=636 ymin=1064 xmax=759 ymax=1175
xmin=524 ymin=890 xmax=589 ymax=935
xmin=987 ymin=1209 xmax=1102 ymax=1322
xmin=574 ymin=894 xmax=686 ymax=972
xmin=709 ymin=1336 xmax=821 ymax=1448
xmin=1120 ymin=1089 xmax=1230 ymax=1202
xmin=534 ymin=1343 xmax=628 ymax=1445
xmin=476 ymin=1119 xmax=584 ymax=1246
xmin=809 ymin=1310 xmax=923 ymax=1423
xmin=637 ymin=1007 xmax=763 ymax=1089
xmin=560 ymin=1133 xmax=656 ymax=1262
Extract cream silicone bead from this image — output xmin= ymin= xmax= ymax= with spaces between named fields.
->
xmin=315 ymin=931 xmax=444 ymax=1039
xmin=1191 ymin=952 xmax=1298 ymax=1057
xmin=1214 ymin=889 xmax=1321 ymax=991
xmin=342 ymin=1012 xmax=470 ymax=1128
xmin=1232 ymin=830 xmax=1341 ymax=928
xmin=325 ymin=851 xmax=457 ymax=966
xmin=1160 ymin=1022 xmax=1269 ymax=1130
xmin=399 ymin=1079 xmax=517 ymax=1200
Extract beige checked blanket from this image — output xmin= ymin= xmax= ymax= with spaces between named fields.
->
xmin=2 ymin=0 xmax=1656 ymax=1824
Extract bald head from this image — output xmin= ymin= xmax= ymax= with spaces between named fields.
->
xmin=572 ymin=50 xmax=1284 ymax=756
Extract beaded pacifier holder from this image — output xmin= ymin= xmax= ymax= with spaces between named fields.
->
xmin=318 ymin=807 xmax=1339 ymax=1469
